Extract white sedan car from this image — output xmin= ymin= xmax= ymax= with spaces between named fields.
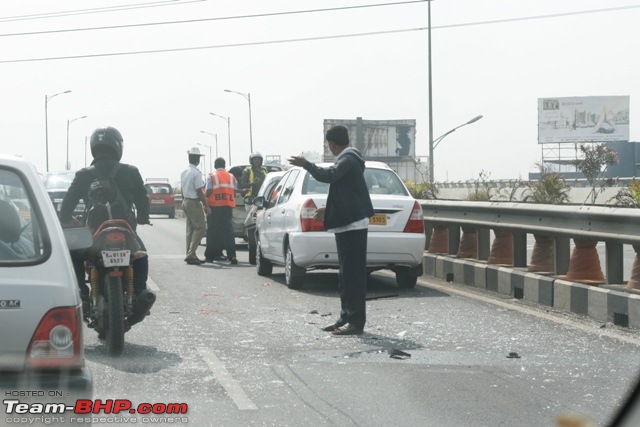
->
xmin=252 ymin=161 xmax=425 ymax=289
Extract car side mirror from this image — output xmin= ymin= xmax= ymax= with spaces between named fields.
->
xmin=63 ymin=227 xmax=93 ymax=251
xmin=243 ymin=195 xmax=254 ymax=205
xmin=252 ymin=196 xmax=265 ymax=209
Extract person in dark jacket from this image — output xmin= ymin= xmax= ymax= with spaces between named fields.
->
xmin=60 ymin=126 xmax=152 ymax=304
xmin=288 ymin=125 xmax=374 ymax=335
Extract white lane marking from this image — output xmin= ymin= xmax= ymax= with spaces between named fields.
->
xmin=197 ymin=348 xmax=258 ymax=411
xmin=147 ymin=276 xmax=160 ymax=292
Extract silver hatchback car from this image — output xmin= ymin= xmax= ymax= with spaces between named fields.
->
xmin=0 ymin=155 xmax=92 ymax=404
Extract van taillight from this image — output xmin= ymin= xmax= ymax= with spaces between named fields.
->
xmin=27 ymin=306 xmax=83 ymax=368
xmin=403 ymin=201 xmax=425 ymax=233
xmin=300 ymin=199 xmax=324 ymax=232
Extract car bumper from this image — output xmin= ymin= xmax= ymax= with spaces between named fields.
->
xmin=288 ymin=231 xmax=425 ymax=268
xmin=149 ymin=205 xmax=175 ymax=215
xmin=0 ymin=366 xmax=93 ymax=399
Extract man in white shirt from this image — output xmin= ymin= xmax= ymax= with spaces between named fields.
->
xmin=180 ymin=147 xmax=211 ymax=265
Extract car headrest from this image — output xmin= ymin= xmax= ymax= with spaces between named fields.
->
xmin=0 ymin=200 xmax=22 ymax=243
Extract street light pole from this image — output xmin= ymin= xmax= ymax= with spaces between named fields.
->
xmin=427 ymin=0 xmax=434 ymax=183
xmin=210 ymin=112 xmax=231 ymax=165
xmin=223 ymin=89 xmax=252 ymax=153
xmin=199 ymin=132 xmax=216 ymax=174
xmin=432 ymin=115 xmax=484 ymax=155
xmin=66 ymin=115 xmax=87 ymax=170
xmin=44 ymin=89 xmax=72 ymax=172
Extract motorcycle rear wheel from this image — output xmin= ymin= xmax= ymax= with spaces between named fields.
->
xmin=104 ymin=274 xmax=125 ymax=356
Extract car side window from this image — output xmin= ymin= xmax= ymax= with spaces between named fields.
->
xmin=267 ymin=184 xmax=282 ymax=208
xmin=275 ymin=170 xmax=300 ymax=205
xmin=0 ymin=169 xmax=46 ymax=262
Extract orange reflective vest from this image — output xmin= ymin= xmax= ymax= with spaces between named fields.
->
xmin=206 ymin=170 xmax=237 ymax=208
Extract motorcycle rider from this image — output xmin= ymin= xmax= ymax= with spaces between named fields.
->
xmin=60 ymin=126 xmax=155 ymax=322
xmin=240 ymin=152 xmax=268 ymax=210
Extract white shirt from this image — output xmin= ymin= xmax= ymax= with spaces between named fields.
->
xmin=181 ymin=164 xmax=205 ymax=199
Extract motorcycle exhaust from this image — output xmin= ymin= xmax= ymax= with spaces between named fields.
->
xmin=128 ymin=289 xmax=156 ymax=327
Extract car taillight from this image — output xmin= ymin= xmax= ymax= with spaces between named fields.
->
xmin=27 ymin=306 xmax=83 ymax=368
xmin=300 ymin=199 xmax=324 ymax=232
xmin=403 ymin=201 xmax=425 ymax=233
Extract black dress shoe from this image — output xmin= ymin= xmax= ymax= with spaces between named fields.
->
xmin=186 ymin=258 xmax=203 ymax=265
xmin=229 ymin=257 xmax=238 ymax=265
xmin=321 ymin=322 xmax=344 ymax=332
xmin=331 ymin=323 xmax=364 ymax=336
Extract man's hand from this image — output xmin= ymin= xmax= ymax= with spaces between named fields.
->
xmin=313 ymin=207 xmax=326 ymax=221
xmin=288 ymin=155 xmax=307 ymax=167
xmin=204 ymin=205 xmax=212 ymax=215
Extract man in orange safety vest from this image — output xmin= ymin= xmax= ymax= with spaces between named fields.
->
xmin=204 ymin=157 xmax=238 ymax=264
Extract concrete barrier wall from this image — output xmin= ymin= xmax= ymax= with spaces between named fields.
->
xmin=423 ymin=253 xmax=640 ymax=329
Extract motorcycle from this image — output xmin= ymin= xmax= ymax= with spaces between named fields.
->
xmin=82 ymin=218 xmax=155 ymax=356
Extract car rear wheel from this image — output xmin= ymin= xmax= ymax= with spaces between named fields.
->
xmin=256 ymin=237 xmax=273 ymax=276
xmin=395 ymin=267 xmax=418 ymax=289
xmin=285 ymin=243 xmax=305 ymax=289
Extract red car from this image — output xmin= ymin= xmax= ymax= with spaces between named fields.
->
xmin=144 ymin=178 xmax=176 ymax=218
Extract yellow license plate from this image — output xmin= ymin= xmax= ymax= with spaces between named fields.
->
xmin=369 ymin=214 xmax=387 ymax=225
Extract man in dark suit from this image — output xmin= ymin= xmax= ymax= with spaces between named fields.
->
xmin=288 ymin=125 xmax=374 ymax=335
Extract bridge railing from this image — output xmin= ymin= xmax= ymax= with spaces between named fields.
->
xmin=419 ymin=200 xmax=640 ymax=288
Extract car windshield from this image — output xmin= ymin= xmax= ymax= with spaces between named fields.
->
xmin=0 ymin=168 xmax=47 ymax=262
xmin=43 ymin=172 xmax=75 ymax=190
xmin=301 ymin=168 xmax=409 ymax=196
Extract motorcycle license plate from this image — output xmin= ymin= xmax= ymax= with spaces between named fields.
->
xmin=101 ymin=250 xmax=130 ymax=267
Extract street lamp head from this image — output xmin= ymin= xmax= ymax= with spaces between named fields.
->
xmin=467 ymin=115 xmax=483 ymax=124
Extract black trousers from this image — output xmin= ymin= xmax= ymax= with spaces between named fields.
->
xmin=334 ymin=228 xmax=368 ymax=329
xmin=205 ymin=206 xmax=236 ymax=260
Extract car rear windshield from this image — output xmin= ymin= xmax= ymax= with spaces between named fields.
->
xmin=145 ymin=184 xmax=173 ymax=195
xmin=0 ymin=168 xmax=49 ymax=263
xmin=301 ymin=168 xmax=409 ymax=196
xmin=43 ymin=172 xmax=75 ymax=190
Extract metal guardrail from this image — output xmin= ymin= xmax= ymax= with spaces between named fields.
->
xmin=419 ymin=200 xmax=640 ymax=286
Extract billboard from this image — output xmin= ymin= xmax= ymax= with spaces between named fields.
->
xmin=538 ymin=96 xmax=629 ymax=144
xmin=322 ymin=118 xmax=416 ymax=159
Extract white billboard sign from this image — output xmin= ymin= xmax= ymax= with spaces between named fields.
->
xmin=538 ymin=96 xmax=630 ymax=144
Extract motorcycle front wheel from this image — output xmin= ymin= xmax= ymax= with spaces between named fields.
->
xmin=104 ymin=273 xmax=125 ymax=356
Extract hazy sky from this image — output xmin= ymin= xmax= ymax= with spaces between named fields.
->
xmin=1 ymin=0 xmax=638 ymax=184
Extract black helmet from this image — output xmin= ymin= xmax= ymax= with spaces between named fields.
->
xmin=90 ymin=127 xmax=123 ymax=161
xmin=249 ymin=151 xmax=263 ymax=163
